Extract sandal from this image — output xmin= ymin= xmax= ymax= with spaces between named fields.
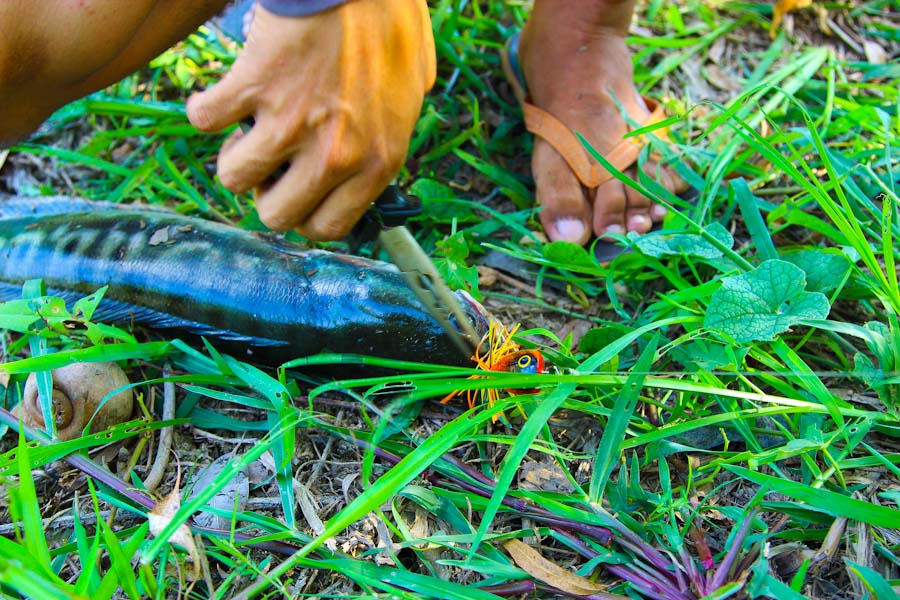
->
xmin=501 ymin=31 xmax=674 ymax=262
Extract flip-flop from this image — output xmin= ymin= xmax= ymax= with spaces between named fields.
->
xmin=501 ymin=31 xmax=673 ymax=263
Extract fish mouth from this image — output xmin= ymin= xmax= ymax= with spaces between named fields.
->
xmin=453 ymin=290 xmax=491 ymax=343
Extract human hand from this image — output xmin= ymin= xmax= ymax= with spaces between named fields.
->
xmin=187 ymin=0 xmax=436 ymax=240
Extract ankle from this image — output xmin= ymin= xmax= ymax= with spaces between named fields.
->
xmin=528 ymin=0 xmax=637 ymax=41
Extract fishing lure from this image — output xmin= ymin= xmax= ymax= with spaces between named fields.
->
xmin=442 ymin=321 xmax=545 ymax=415
xmin=0 ymin=196 xmax=489 ymax=370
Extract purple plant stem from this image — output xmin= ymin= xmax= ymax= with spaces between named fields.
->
xmin=556 ymin=530 xmax=690 ymax=600
xmin=0 ymin=407 xmax=156 ymax=508
xmin=479 ymin=580 xmax=537 ymax=596
xmin=664 ymin=547 xmax=689 ymax=593
xmin=709 ymin=510 xmax=757 ymax=590
xmin=1 ymin=407 xmax=305 ymax=556
xmin=678 ymin=545 xmax=702 ymax=595
xmin=555 ymin=528 xmax=602 ymax=559
xmin=610 ymin=535 xmax=681 ymax=586
xmin=628 ymin=557 xmax=693 ymax=600
xmin=604 ymin=564 xmax=674 ymax=600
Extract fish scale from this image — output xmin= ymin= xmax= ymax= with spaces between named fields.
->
xmin=0 ymin=198 xmax=488 ymax=369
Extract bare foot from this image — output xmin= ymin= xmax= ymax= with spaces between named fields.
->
xmin=517 ymin=1 xmax=687 ymax=245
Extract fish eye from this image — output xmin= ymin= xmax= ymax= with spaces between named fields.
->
xmin=517 ymin=355 xmax=532 ymax=368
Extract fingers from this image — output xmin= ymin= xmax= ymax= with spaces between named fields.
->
xmin=296 ymin=169 xmax=393 ymax=241
xmin=254 ymin=155 xmax=392 ymax=240
xmin=215 ymin=118 xmax=301 ymax=194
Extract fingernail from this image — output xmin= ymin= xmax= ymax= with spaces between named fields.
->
xmin=651 ymin=205 xmax=667 ymax=220
xmin=603 ymin=224 xmax=625 ymax=235
xmin=554 ymin=218 xmax=586 ymax=242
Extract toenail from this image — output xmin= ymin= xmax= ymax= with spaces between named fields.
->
xmin=603 ymin=224 xmax=625 ymax=235
xmin=628 ymin=215 xmax=651 ymax=232
xmin=651 ymin=205 xmax=667 ymax=220
xmin=555 ymin=218 xmax=586 ymax=242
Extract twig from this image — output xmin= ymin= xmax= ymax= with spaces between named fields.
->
xmin=143 ymin=368 xmax=175 ymax=492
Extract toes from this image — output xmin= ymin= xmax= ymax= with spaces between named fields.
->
xmin=533 ymin=140 xmax=592 ymax=244
xmin=641 ymin=158 xmax=689 ymax=197
xmin=591 ymin=177 xmax=628 ymax=237
xmin=623 ymin=175 xmax=654 ymax=234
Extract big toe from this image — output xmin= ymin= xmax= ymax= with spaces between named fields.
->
xmin=533 ymin=140 xmax=592 ymax=245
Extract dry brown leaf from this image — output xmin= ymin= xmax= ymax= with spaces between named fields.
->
xmin=148 ymin=469 xmax=201 ymax=579
xmin=519 ymin=461 xmax=576 ymax=494
xmin=504 ymin=539 xmax=628 ymax=598
xmin=770 ymin=0 xmax=813 ymax=39
xmin=477 ymin=265 xmax=499 ymax=287
xmin=863 ymin=40 xmax=887 ymax=64
xmin=704 ymin=65 xmax=743 ymax=92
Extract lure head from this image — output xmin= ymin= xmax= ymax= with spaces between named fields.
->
xmin=494 ymin=349 xmax=545 ymax=395
xmin=494 ymin=349 xmax=544 ymax=375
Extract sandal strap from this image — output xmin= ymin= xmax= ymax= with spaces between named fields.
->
xmin=522 ymin=96 xmax=668 ymax=189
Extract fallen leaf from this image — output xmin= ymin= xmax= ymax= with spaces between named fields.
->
xmin=477 ymin=265 xmax=499 ymax=287
xmin=148 ymin=469 xmax=201 ymax=579
xmin=504 ymin=539 xmax=626 ymax=598
xmin=186 ymin=455 xmax=249 ymax=530
xmin=704 ymin=64 xmax=743 ymax=92
xmin=519 ymin=461 xmax=576 ymax=494
xmin=863 ymin=40 xmax=887 ymax=64
xmin=770 ymin=0 xmax=812 ymax=39
xmin=148 ymin=227 xmax=170 ymax=246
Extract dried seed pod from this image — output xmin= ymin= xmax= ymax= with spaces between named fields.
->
xmin=18 ymin=362 xmax=133 ymax=441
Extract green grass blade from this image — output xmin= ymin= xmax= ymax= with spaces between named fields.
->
xmin=589 ymin=335 xmax=659 ymax=501
xmin=725 ymin=465 xmax=900 ymax=527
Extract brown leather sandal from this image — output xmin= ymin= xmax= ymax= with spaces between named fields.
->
xmin=501 ymin=31 xmax=674 ymax=261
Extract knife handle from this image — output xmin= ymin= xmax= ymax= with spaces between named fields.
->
xmin=348 ymin=185 xmax=422 ymax=251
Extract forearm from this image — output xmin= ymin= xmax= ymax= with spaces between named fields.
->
xmin=0 ymin=0 xmax=228 ymax=147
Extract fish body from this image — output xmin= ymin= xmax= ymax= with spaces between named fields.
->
xmin=0 ymin=197 xmax=487 ymax=367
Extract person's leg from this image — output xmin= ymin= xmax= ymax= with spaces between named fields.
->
xmin=518 ymin=0 xmax=686 ymax=244
xmin=0 ymin=0 xmax=228 ymax=147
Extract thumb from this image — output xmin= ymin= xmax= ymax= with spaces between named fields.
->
xmin=187 ymin=67 xmax=255 ymax=132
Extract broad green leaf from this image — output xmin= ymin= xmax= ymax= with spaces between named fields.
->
xmin=542 ymin=241 xmax=597 ymax=270
xmin=782 ymin=249 xmax=851 ymax=293
xmin=632 ymin=222 xmax=734 ymax=259
xmin=672 ymin=338 xmax=748 ymax=370
xmin=409 ymin=178 xmax=456 ymax=201
xmin=705 ymin=260 xmax=831 ymax=343
xmin=854 ymin=353 xmax=883 ymax=388
xmin=72 ymin=286 xmax=108 ymax=321
xmin=435 ymin=232 xmax=481 ymax=299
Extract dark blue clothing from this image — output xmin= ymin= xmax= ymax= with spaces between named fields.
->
xmin=259 ymin=0 xmax=351 ymax=16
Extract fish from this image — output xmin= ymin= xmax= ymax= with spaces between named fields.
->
xmin=0 ymin=196 xmax=489 ymax=369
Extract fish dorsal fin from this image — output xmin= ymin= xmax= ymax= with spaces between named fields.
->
xmin=0 ymin=195 xmax=173 ymax=220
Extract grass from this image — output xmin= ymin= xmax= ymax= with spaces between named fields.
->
xmin=1 ymin=0 xmax=899 ymax=598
